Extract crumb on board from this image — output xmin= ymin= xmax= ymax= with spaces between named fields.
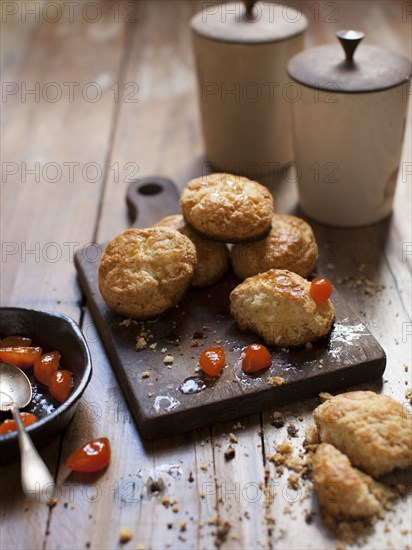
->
xmin=180 ymin=521 xmax=186 ymax=532
xmin=119 ymin=318 xmax=137 ymax=327
xmin=336 ymin=270 xmax=385 ymax=295
xmin=119 ymin=527 xmax=133 ymax=544
xmin=149 ymin=343 xmax=157 ymax=350
xmin=200 ymin=464 xmax=208 ymax=472
xmin=406 ymin=389 xmax=412 ymax=404
xmin=267 ymin=376 xmax=285 ymax=387
xmin=163 ymin=355 xmax=174 ymax=364
xmin=136 ymin=337 xmax=147 ymax=351
xmin=141 ymin=371 xmax=150 ymax=379
xmin=317 ymin=358 xmax=324 ymax=369
xmin=161 ymin=347 xmax=167 ymax=353
xmin=229 ymin=433 xmax=238 ymax=444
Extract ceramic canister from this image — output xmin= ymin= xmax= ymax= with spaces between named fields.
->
xmin=287 ymin=31 xmax=411 ymax=227
xmin=191 ymin=1 xmax=308 ymax=178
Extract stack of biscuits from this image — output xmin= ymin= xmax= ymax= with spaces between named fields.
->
xmin=98 ymin=173 xmax=334 ymax=346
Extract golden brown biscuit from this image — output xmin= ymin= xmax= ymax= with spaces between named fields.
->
xmin=312 ymin=443 xmax=393 ymax=520
xmin=231 ymin=214 xmax=318 ymax=279
xmin=154 ymin=214 xmax=229 ymax=287
xmin=180 ymin=173 xmax=274 ymax=242
xmin=313 ymin=391 xmax=412 ymax=478
xmin=98 ymin=227 xmax=196 ymax=319
xmin=230 ymin=269 xmax=334 ymax=346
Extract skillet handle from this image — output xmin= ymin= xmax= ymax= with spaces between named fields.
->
xmin=126 ymin=177 xmax=181 ymax=228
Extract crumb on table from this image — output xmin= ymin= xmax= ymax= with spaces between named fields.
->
xmin=119 ymin=527 xmax=133 ymax=544
xmin=224 ymin=446 xmax=236 ymax=461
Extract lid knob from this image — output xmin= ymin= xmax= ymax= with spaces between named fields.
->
xmin=243 ymin=0 xmax=257 ymax=20
xmin=336 ymin=30 xmax=365 ymax=63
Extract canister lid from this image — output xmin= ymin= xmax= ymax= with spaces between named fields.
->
xmin=191 ymin=1 xmax=308 ymax=44
xmin=287 ymin=30 xmax=412 ymax=93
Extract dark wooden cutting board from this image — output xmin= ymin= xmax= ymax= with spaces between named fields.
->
xmin=75 ymin=177 xmax=386 ymax=439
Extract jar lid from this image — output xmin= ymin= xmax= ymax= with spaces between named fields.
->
xmin=287 ymin=30 xmax=412 ymax=93
xmin=191 ymin=1 xmax=308 ymax=44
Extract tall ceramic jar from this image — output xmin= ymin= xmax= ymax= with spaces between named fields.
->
xmin=191 ymin=1 xmax=308 ymax=178
xmin=287 ymin=31 xmax=411 ymax=227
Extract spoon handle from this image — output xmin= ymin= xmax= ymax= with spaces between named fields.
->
xmin=11 ymin=407 xmax=56 ymax=501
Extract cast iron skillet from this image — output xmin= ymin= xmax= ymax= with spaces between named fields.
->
xmin=0 ymin=307 xmax=92 ymax=463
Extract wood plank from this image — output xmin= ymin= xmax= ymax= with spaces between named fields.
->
xmin=97 ymin=0 xmax=204 ymax=241
xmin=0 ymin=2 xmax=128 ymax=550
xmin=1 ymin=0 xmax=128 ymax=318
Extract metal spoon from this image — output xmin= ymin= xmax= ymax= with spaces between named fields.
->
xmin=0 ymin=362 xmax=55 ymax=500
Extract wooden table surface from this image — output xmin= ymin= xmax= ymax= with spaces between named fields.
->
xmin=1 ymin=1 xmax=411 ymax=549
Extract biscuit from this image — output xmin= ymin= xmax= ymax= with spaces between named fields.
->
xmin=180 ymin=173 xmax=274 ymax=242
xmin=98 ymin=227 xmax=197 ymax=319
xmin=154 ymin=214 xmax=229 ymax=287
xmin=231 ymin=214 xmax=318 ymax=279
xmin=313 ymin=391 xmax=412 ymax=478
xmin=230 ymin=269 xmax=334 ymax=346
xmin=312 ymin=443 xmax=393 ymax=520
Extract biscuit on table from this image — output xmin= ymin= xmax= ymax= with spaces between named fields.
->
xmin=180 ymin=173 xmax=274 ymax=242
xmin=313 ymin=391 xmax=412 ymax=478
xmin=312 ymin=443 xmax=393 ymax=520
xmin=154 ymin=214 xmax=229 ymax=287
xmin=230 ymin=269 xmax=334 ymax=346
xmin=231 ymin=214 xmax=318 ymax=279
xmin=98 ymin=227 xmax=197 ymax=319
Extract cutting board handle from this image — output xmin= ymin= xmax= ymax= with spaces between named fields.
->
xmin=126 ymin=177 xmax=181 ymax=228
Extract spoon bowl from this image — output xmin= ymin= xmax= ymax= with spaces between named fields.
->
xmin=0 ymin=362 xmax=32 ymax=412
xmin=0 ymin=361 xmax=55 ymax=500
